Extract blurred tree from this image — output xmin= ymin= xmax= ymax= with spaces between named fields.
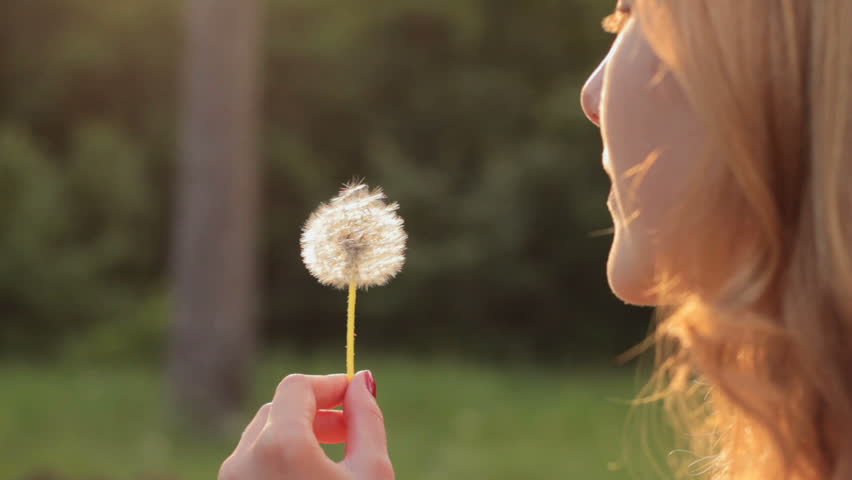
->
xmin=169 ymin=0 xmax=261 ymax=428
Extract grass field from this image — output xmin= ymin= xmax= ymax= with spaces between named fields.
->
xmin=0 ymin=352 xmax=669 ymax=480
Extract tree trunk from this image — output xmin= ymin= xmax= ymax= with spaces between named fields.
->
xmin=170 ymin=0 xmax=260 ymax=430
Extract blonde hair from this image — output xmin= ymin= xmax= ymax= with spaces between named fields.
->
xmin=632 ymin=1 xmax=852 ymax=479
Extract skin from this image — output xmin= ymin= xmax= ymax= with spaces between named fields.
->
xmin=220 ymin=2 xmax=706 ymax=477
xmin=218 ymin=371 xmax=394 ymax=480
xmin=581 ymin=0 xmax=704 ymax=305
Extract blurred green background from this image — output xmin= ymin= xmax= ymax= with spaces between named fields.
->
xmin=0 ymin=0 xmax=667 ymax=479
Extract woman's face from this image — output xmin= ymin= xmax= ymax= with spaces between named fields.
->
xmin=580 ymin=0 xmax=704 ymax=305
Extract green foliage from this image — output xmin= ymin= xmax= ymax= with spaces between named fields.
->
xmin=61 ymin=293 xmax=170 ymax=364
xmin=0 ymin=124 xmax=159 ymax=354
xmin=0 ymin=127 xmax=73 ymax=347
xmin=0 ymin=0 xmax=649 ymax=360
xmin=260 ymin=0 xmax=649 ymax=359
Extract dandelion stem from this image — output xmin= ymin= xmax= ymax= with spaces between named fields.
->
xmin=347 ymin=279 xmax=357 ymax=381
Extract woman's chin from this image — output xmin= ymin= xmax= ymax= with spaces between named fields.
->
xmin=606 ymin=238 xmax=659 ymax=306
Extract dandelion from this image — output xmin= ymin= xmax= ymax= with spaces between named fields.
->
xmin=301 ymin=181 xmax=407 ymax=379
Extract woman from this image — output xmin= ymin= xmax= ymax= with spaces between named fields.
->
xmin=219 ymin=0 xmax=852 ymax=478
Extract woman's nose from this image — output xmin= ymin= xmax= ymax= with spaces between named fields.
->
xmin=581 ymin=60 xmax=605 ymax=127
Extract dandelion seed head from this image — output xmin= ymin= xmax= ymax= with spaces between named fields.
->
xmin=301 ymin=182 xmax=407 ymax=289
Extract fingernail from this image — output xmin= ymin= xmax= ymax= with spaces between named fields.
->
xmin=364 ymin=370 xmax=377 ymax=398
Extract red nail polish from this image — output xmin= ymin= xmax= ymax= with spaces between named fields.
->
xmin=365 ymin=370 xmax=377 ymax=398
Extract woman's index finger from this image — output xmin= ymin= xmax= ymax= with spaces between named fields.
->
xmin=268 ymin=374 xmax=349 ymax=429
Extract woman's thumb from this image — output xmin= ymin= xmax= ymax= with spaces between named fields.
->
xmin=342 ymin=370 xmax=394 ymax=479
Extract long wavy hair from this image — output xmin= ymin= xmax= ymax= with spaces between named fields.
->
xmin=631 ymin=1 xmax=852 ymax=479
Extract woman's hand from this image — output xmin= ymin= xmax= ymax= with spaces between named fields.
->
xmin=218 ymin=370 xmax=394 ymax=480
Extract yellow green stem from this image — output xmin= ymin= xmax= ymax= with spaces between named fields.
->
xmin=347 ymin=280 xmax=357 ymax=381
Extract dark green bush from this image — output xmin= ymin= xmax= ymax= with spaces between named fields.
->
xmin=0 ymin=0 xmax=649 ymax=361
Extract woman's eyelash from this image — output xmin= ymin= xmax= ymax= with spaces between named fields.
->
xmin=601 ymin=7 xmax=632 ymax=34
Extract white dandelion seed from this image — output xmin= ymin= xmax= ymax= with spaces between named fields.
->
xmin=301 ymin=182 xmax=407 ymax=288
xmin=300 ymin=181 xmax=407 ymax=379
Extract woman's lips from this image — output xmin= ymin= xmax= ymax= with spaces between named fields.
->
xmin=602 ymin=150 xmax=613 ymax=175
